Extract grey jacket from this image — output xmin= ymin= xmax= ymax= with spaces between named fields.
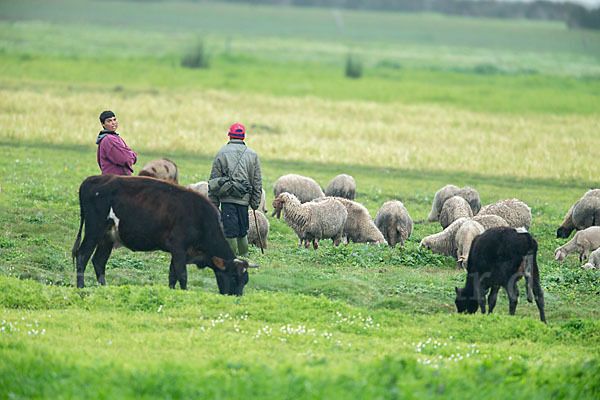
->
xmin=209 ymin=139 xmax=263 ymax=210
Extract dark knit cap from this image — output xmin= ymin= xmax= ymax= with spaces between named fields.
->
xmin=228 ymin=123 xmax=245 ymax=140
xmin=99 ymin=110 xmax=116 ymax=124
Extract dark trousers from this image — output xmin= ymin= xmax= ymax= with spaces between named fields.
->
xmin=221 ymin=202 xmax=249 ymax=238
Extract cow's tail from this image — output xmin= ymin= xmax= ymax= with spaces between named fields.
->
xmin=71 ymin=206 xmax=85 ymax=268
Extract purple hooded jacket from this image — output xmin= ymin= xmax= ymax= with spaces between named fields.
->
xmin=96 ymin=130 xmax=137 ymax=176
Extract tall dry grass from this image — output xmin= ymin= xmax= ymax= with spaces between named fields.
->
xmin=1 ymin=87 xmax=598 ymax=182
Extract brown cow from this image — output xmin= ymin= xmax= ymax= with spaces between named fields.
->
xmin=71 ymin=175 xmax=258 ymax=295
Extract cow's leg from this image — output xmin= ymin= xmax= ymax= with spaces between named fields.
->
xmin=171 ymin=251 xmax=188 ymax=290
xmin=475 ymin=283 xmax=486 ymax=314
xmin=168 ymin=260 xmax=177 ymax=289
xmin=487 ymin=285 xmax=500 ymax=314
xmin=507 ymin=280 xmax=519 ymax=316
xmin=91 ymin=234 xmax=113 ymax=286
xmin=75 ymin=232 xmax=104 ymax=288
xmin=532 ymin=275 xmax=546 ymax=323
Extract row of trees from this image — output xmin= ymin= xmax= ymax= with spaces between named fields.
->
xmin=212 ymin=0 xmax=600 ymax=29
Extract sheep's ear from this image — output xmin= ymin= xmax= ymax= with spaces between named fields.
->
xmin=554 ymin=251 xmax=561 ymax=261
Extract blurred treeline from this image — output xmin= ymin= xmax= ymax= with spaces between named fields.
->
xmin=130 ymin=0 xmax=600 ymax=30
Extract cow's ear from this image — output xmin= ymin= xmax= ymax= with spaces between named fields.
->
xmin=211 ymin=256 xmax=227 ymax=270
xmin=455 ymin=287 xmax=459 ymax=294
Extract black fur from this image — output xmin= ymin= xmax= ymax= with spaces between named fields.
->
xmin=455 ymin=227 xmax=546 ymax=323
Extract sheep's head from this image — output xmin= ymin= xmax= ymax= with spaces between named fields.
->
xmin=556 ymin=226 xmax=573 ymax=239
xmin=456 ymin=255 xmax=467 ymax=271
xmin=419 ymin=238 xmax=432 ymax=252
xmin=554 ymin=248 xmax=567 ymax=262
xmin=582 ymin=263 xmax=596 ymax=270
xmin=271 ymin=194 xmax=285 ymax=219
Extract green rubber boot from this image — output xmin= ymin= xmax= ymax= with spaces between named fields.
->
xmin=227 ymin=238 xmax=238 ymax=255
xmin=237 ymin=236 xmax=249 ymax=258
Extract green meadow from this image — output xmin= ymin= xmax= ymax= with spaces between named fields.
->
xmin=1 ymin=0 xmax=599 ymax=398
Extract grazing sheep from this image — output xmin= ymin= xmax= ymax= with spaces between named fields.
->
xmin=374 ymin=200 xmax=413 ymax=247
xmin=314 ymin=197 xmax=386 ymax=245
xmin=457 ymin=186 xmax=482 ymax=216
xmin=455 ymin=220 xmax=485 ymax=270
xmin=248 ymin=210 xmax=269 ymax=249
xmin=582 ymin=247 xmax=600 ymax=270
xmin=478 ymin=198 xmax=532 ymax=230
xmin=272 ymin=174 xmax=325 ymax=218
xmin=557 ymin=189 xmax=600 ymax=238
xmin=472 ymin=214 xmax=509 ymax=230
xmin=439 ymin=196 xmax=473 ymax=229
xmin=427 ymin=184 xmax=460 ymax=222
xmin=272 ymin=192 xmax=347 ymax=249
xmin=190 ymin=182 xmax=267 ymax=213
xmin=138 ymin=158 xmax=179 ymax=183
xmin=554 ymin=226 xmax=600 ymax=263
xmin=188 ymin=181 xmax=208 ymax=196
xmin=325 ymin=174 xmax=356 ymax=200
xmin=455 ymin=227 xmax=546 ymax=323
xmin=419 ymin=217 xmax=470 ymax=258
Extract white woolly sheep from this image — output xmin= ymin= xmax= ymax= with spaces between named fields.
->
xmin=457 ymin=186 xmax=482 ymax=216
xmin=477 ymin=198 xmax=532 ymax=230
xmin=272 ymin=192 xmax=347 ymax=249
xmin=248 ymin=210 xmax=269 ymax=249
xmin=439 ymin=196 xmax=473 ymax=229
xmin=272 ymin=174 xmax=325 ymax=218
xmin=582 ymin=247 xmax=600 ymax=270
xmin=419 ymin=217 xmax=469 ymax=258
xmin=188 ymin=181 xmax=208 ymax=196
xmin=557 ymin=189 xmax=600 ymax=239
xmin=138 ymin=158 xmax=179 ymax=183
xmin=374 ymin=200 xmax=413 ymax=248
xmin=554 ymin=226 xmax=600 ymax=263
xmin=472 ymin=214 xmax=509 ymax=230
xmin=325 ymin=174 xmax=356 ymax=200
xmin=427 ymin=184 xmax=460 ymax=222
xmin=314 ymin=197 xmax=386 ymax=245
xmin=455 ymin=220 xmax=485 ymax=270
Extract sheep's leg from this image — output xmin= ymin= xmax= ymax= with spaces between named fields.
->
xmin=332 ymin=231 xmax=343 ymax=247
xmin=312 ymin=238 xmax=319 ymax=250
xmin=487 ymin=286 xmax=500 ymax=314
xmin=581 ymin=248 xmax=590 ymax=262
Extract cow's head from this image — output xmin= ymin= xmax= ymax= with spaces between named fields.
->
xmin=455 ymin=287 xmax=478 ymax=314
xmin=211 ymin=257 xmax=259 ymax=296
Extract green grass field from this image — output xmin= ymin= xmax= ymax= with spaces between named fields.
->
xmin=1 ymin=1 xmax=599 ymax=398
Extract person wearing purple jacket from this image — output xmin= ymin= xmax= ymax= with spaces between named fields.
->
xmin=96 ymin=110 xmax=137 ymax=176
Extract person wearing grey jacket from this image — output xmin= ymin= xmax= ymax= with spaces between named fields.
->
xmin=209 ymin=123 xmax=263 ymax=257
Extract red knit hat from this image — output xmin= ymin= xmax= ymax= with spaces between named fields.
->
xmin=228 ymin=123 xmax=245 ymax=140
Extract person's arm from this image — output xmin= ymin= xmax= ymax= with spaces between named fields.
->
xmin=107 ymin=137 xmax=137 ymax=172
xmin=208 ymin=155 xmax=224 ymax=208
xmin=249 ymin=154 xmax=263 ymax=211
